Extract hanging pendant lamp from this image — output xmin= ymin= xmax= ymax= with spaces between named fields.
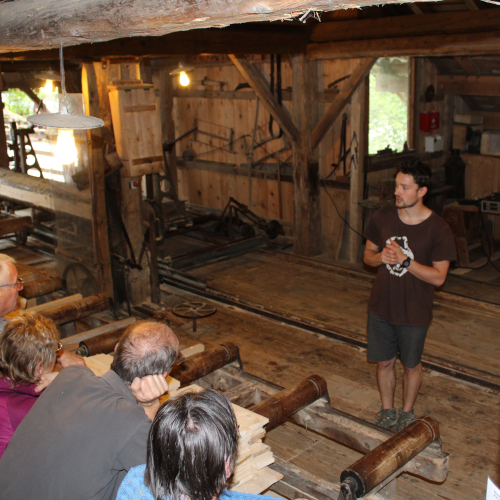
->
xmin=28 ymin=43 xmax=104 ymax=130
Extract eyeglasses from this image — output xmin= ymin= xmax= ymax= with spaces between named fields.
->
xmin=55 ymin=342 xmax=63 ymax=354
xmin=0 ymin=278 xmax=23 ymax=291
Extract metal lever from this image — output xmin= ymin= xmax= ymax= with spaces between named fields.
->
xmin=337 ymin=477 xmax=358 ymax=500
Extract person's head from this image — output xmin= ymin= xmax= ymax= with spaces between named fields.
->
xmin=111 ymin=320 xmax=179 ymax=384
xmin=0 ymin=261 xmax=23 ymax=317
xmin=394 ymin=161 xmax=432 ymax=209
xmin=145 ymin=389 xmax=238 ymax=500
xmin=0 ymin=312 xmax=60 ymax=385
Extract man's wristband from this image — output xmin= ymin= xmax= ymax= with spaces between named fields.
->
xmin=137 ymin=398 xmax=159 ymax=408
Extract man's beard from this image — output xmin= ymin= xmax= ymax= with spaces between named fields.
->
xmin=395 ymin=197 xmax=418 ymax=209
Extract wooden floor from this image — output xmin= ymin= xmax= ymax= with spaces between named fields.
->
xmin=3 ymin=238 xmax=500 ymax=499
xmin=160 ymin=249 xmax=500 ymax=500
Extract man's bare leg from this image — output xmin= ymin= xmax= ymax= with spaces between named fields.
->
xmin=402 ymin=362 xmax=423 ymax=412
xmin=377 ymin=357 xmax=397 ymax=409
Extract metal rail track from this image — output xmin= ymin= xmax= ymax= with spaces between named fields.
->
xmin=160 ymin=272 xmax=500 ymax=394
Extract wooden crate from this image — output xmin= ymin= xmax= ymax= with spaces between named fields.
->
xmin=463 ymin=153 xmax=500 ymax=199
xmin=108 ymin=83 xmax=164 ymax=177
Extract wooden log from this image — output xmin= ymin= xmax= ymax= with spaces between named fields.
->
xmin=23 ymin=294 xmax=83 ymax=314
xmin=0 ymin=0 xmax=372 ymax=53
xmin=78 ymin=325 xmax=129 ymax=356
xmin=340 ymin=416 xmax=440 ymax=497
xmin=19 ymin=276 xmax=63 ymax=299
xmin=0 ymin=215 xmax=32 ymax=237
xmin=251 ymin=375 xmax=328 ymax=428
xmin=0 ymin=169 xmax=91 ymax=219
xmin=61 ymin=317 xmax=136 ymax=346
xmin=170 ymin=343 xmax=240 ymax=385
xmin=40 ymin=293 xmax=109 ymax=326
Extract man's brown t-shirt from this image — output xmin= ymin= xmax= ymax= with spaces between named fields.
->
xmin=364 ymin=206 xmax=456 ymax=327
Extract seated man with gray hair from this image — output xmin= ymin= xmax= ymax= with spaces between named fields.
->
xmin=0 ymin=319 xmax=179 ymax=500
xmin=117 ymin=388 xmax=280 ymax=500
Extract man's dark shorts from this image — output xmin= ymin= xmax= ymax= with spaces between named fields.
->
xmin=367 ymin=312 xmax=428 ymax=368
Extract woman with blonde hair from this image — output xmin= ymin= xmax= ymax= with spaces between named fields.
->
xmin=0 ymin=312 xmax=61 ymax=458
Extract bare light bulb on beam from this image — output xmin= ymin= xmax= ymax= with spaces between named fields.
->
xmin=179 ymin=71 xmax=190 ymax=87
xmin=54 ymin=129 xmax=78 ymax=165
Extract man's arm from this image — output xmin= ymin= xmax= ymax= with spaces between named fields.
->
xmin=130 ymin=374 xmax=169 ymax=421
xmin=389 ymin=240 xmax=450 ymax=287
xmin=364 ymin=239 xmax=399 ymax=267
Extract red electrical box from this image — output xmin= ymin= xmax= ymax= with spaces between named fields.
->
xmin=420 ymin=111 xmax=440 ymax=132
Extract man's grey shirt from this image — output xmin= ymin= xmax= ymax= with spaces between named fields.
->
xmin=0 ymin=365 xmax=151 ymax=500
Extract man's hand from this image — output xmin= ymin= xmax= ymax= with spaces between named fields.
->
xmin=385 ymin=239 xmax=406 ymax=265
xmin=35 ymin=372 xmax=58 ymax=393
xmin=130 ymin=374 xmax=169 ymax=420
xmin=57 ymin=350 xmax=86 ymax=368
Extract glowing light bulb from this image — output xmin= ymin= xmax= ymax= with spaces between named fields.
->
xmin=45 ymin=80 xmax=53 ymax=93
xmin=55 ymin=129 xmax=78 ymax=165
xmin=179 ymin=71 xmax=190 ymax=87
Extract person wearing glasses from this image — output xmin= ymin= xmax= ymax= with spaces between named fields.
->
xmin=0 ymin=319 xmax=179 ymax=500
xmin=0 ymin=261 xmax=24 ymax=332
xmin=0 ymin=312 xmax=61 ymax=458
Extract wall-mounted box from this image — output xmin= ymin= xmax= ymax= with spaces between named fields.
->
xmin=425 ymin=135 xmax=443 ymax=153
xmin=420 ymin=111 xmax=440 ymax=132
xmin=480 ymin=131 xmax=500 ymax=157
xmin=108 ymin=83 xmax=164 ymax=178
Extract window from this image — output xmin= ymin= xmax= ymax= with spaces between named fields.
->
xmin=369 ymin=57 xmax=410 ymax=155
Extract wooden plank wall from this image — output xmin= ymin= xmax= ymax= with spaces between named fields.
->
xmin=151 ymin=59 xmax=350 ymax=247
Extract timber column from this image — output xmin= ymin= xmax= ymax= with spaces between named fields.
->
xmin=291 ymin=53 xmax=322 ymax=257
xmin=0 ymin=65 xmax=9 ymax=170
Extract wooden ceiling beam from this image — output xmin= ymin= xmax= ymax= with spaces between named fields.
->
xmin=0 ymin=27 xmax=307 ymax=61
xmin=437 ymin=75 xmax=500 ymax=97
xmin=0 ymin=0 xmax=415 ymax=53
xmin=229 ymin=54 xmax=301 ymax=148
xmin=309 ymin=9 xmax=500 ymax=43
xmin=308 ymin=31 xmax=500 ymax=60
xmin=455 ymin=56 xmax=481 ymax=75
xmin=310 ymin=57 xmax=375 ymax=150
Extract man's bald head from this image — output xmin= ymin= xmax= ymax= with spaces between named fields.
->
xmin=0 ymin=262 xmax=19 ymax=317
xmin=0 ymin=261 xmax=16 ymax=287
xmin=111 ymin=320 xmax=179 ymax=384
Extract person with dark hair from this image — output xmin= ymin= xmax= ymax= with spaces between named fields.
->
xmin=0 ymin=312 xmax=60 ymax=458
xmin=116 ymin=389 xmax=279 ymax=500
xmin=364 ymin=160 xmax=456 ymax=431
xmin=0 ymin=319 xmax=179 ymax=500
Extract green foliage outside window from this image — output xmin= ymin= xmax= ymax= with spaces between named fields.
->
xmin=1 ymin=88 xmax=40 ymax=118
xmin=369 ymin=58 xmax=409 ymax=155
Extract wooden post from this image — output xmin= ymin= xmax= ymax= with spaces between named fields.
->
xmin=349 ymin=74 xmax=369 ymax=263
xmin=81 ymin=63 xmax=114 ymax=298
xmin=0 ymin=65 xmax=10 ymax=170
xmin=291 ymin=53 xmax=322 ymax=257
xmin=120 ymin=175 xmax=151 ymax=305
xmin=157 ymin=67 xmax=178 ymax=188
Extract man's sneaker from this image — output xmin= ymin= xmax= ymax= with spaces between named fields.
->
xmin=397 ymin=408 xmax=415 ymax=432
xmin=374 ymin=407 xmax=398 ymax=429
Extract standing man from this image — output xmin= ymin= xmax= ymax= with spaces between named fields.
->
xmin=364 ymin=161 xmax=456 ymax=431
